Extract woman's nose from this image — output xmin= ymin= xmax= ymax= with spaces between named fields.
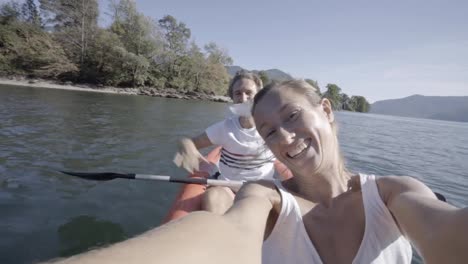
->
xmin=276 ymin=127 xmax=295 ymax=145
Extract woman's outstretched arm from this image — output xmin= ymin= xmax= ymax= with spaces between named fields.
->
xmin=378 ymin=176 xmax=468 ymax=264
xmin=43 ymin=183 xmax=277 ymax=264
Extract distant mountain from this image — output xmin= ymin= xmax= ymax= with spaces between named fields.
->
xmin=226 ymin=66 xmax=244 ymax=76
xmin=370 ymin=95 xmax=468 ymax=122
xmin=258 ymin=69 xmax=292 ymax=81
xmin=225 ymin=66 xmax=293 ymax=82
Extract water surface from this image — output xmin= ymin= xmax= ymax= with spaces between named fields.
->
xmin=1 ymin=85 xmax=467 ymax=263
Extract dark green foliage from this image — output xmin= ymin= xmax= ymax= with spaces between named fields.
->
xmin=0 ymin=1 xmax=21 ymax=24
xmin=158 ymin=15 xmax=191 ymax=55
xmin=0 ymin=21 xmax=77 ymax=77
xmin=21 ymin=0 xmax=42 ymax=27
xmin=40 ymin=0 xmax=99 ymax=79
xmin=258 ymin=71 xmax=269 ymax=86
xmin=320 ymin=83 xmax=369 ymax=112
xmin=0 ymin=0 xmax=369 ymax=104
xmin=0 ymin=0 xmax=232 ymax=95
xmin=323 ymin=83 xmax=342 ymax=110
xmin=349 ymin=96 xmax=370 ymax=112
xmin=205 ymin=42 xmax=233 ymax=66
xmin=107 ymin=0 xmax=162 ymax=86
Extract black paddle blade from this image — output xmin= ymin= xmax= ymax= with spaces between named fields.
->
xmin=60 ymin=171 xmax=135 ymax=181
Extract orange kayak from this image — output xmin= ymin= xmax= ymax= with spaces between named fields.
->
xmin=163 ymin=146 xmax=292 ymax=223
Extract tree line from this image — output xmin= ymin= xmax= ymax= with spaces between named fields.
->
xmin=0 ymin=0 xmax=232 ymax=94
xmin=0 ymin=0 xmax=370 ymax=111
xmin=258 ymin=76 xmax=370 ymax=113
xmin=320 ymin=83 xmax=370 ymax=112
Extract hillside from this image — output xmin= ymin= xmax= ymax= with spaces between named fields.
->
xmin=226 ymin=66 xmax=292 ymax=81
xmin=370 ymin=95 xmax=468 ymax=122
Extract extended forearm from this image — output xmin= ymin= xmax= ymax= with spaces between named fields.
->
xmin=390 ymin=192 xmax=467 ymax=263
xmin=47 ymin=211 xmax=264 ymax=264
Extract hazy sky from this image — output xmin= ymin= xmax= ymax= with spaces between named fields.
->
xmin=108 ymin=0 xmax=467 ymax=102
xmin=5 ymin=0 xmax=467 ymax=101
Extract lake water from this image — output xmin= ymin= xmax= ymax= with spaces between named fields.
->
xmin=1 ymin=85 xmax=467 ymax=263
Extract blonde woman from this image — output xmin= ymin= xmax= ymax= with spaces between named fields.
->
xmin=47 ymin=80 xmax=468 ymax=264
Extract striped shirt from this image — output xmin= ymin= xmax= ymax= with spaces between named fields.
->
xmin=206 ymin=116 xmax=275 ymax=182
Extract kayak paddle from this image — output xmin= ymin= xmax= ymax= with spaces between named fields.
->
xmin=60 ymin=171 xmax=447 ymax=202
xmin=60 ymin=171 xmax=245 ymax=189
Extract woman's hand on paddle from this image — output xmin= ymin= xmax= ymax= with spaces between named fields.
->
xmin=174 ymin=137 xmax=210 ymax=173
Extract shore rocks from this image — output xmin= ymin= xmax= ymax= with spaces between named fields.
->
xmin=137 ymin=87 xmax=231 ymax=103
xmin=0 ymin=76 xmax=231 ymax=103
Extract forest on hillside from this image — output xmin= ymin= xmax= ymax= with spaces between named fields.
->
xmin=0 ymin=0 xmax=369 ymax=112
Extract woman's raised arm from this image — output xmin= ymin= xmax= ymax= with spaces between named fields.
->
xmin=378 ymin=176 xmax=468 ymax=264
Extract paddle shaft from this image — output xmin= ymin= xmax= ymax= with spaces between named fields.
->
xmin=60 ymin=171 xmax=448 ymax=202
xmin=60 ymin=171 xmax=244 ymax=188
xmin=135 ymin=174 xmax=244 ymax=189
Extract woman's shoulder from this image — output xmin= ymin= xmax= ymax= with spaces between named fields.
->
xmin=374 ymin=175 xmax=436 ymax=205
xmin=348 ymin=174 xmax=436 ymax=206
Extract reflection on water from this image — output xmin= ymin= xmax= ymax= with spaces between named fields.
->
xmin=58 ymin=215 xmax=126 ymax=257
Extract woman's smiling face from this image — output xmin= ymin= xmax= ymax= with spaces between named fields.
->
xmin=253 ymin=86 xmax=335 ymax=176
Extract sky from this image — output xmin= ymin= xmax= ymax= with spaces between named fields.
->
xmin=4 ymin=0 xmax=467 ymax=102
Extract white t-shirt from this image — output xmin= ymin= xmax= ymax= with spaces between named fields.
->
xmin=205 ymin=116 xmax=275 ymax=181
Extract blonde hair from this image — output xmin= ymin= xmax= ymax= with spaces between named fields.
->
xmin=228 ymin=70 xmax=263 ymax=99
xmin=252 ymin=79 xmax=349 ymax=178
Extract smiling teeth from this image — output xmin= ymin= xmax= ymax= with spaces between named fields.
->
xmin=287 ymin=139 xmax=310 ymax=158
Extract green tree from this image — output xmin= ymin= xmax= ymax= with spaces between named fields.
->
xmin=157 ymin=15 xmax=192 ymax=89
xmin=350 ymin=96 xmax=370 ymax=113
xmin=340 ymin=93 xmax=354 ymax=111
xmin=0 ymin=1 xmax=21 ymax=24
xmin=40 ymin=0 xmax=99 ymax=68
xmin=158 ymin=15 xmax=191 ymax=55
xmin=21 ymin=0 xmax=42 ymax=27
xmin=200 ymin=42 xmax=232 ymax=93
xmin=323 ymin=84 xmax=342 ymax=110
xmin=258 ymin=71 xmax=269 ymax=86
xmin=0 ymin=21 xmax=77 ymax=78
xmin=84 ymin=29 xmax=125 ymax=85
xmin=109 ymin=0 xmax=162 ymax=57
xmin=198 ymin=61 xmax=230 ymax=94
xmin=108 ymin=0 xmax=163 ymax=86
xmin=180 ymin=42 xmax=206 ymax=91
xmin=305 ymin=79 xmax=321 ymax=95
xmin=204 ymin=42 xmax=233 ymax=66
xmin=0 ymin=1 xmax=235 ymax=94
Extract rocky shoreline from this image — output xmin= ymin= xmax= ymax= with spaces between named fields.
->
xmin=0 ymin=76 xmax=232 ymax=103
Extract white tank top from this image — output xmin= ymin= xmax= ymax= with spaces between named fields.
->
xmin=262 ymin=174 xmax=412 ymax=264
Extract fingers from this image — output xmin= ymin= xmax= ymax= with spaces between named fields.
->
xmin=191 ymin=154 xmax=201 ymax=172
xmin=173 ymin=152 xmax=201 ymax=174
xmin=173 ymin=153 xmax=184 ymax=167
